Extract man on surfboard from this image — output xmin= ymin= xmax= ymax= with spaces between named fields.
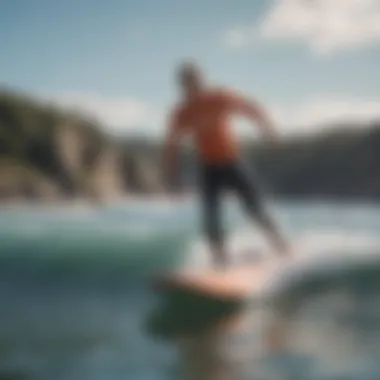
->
xmin=163 ymin=61 xmax=289 ymax=268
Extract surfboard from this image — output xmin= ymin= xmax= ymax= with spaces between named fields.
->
xmin=152 ymin=256 xmax=284 ymax=301
xmin=147 ymin=254 xmax=284 ymax=340
xmin=146 ymin=242 xmax=319 ymax=341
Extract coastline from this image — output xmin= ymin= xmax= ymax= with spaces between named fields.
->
xmin=0 ymin=192 xmax=196 ymax=211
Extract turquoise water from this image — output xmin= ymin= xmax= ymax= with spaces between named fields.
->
xmin=0 ymin=199 xmax=379 ymax=379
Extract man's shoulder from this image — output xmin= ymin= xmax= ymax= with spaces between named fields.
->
xmin=207 ymin=86 xmax=239 ymax=101
xmin=170 ymin=99 xmax=186 ymax=114
xmin=208 ymin=86 xmax=230 ymax=96
xmin=168 ymin=101 xmax=188 ymax=124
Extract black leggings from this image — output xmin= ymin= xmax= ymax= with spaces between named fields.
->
xmin=198 ymin=160 xmax=266 ymax=247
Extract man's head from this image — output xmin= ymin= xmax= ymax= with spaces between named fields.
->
xmin=177 ymin=61 xmax=204 ymax=98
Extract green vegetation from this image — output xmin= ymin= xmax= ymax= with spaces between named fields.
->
xmin=0 ymin=90 xmax=109 ymax=199
xmin=1 ymin=88 xmax=379 ymax=201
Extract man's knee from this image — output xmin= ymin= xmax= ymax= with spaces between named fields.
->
xmin=239 ymin=183 xmax=262 ymax=215
xmin=243 ymin=191 xmax=271 ymax=226
xmin=204 ymin=216 xmax=224 ymax=246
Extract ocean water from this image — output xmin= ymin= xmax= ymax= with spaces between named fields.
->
xmin=0 ymin=198 xmax=379 ymax=380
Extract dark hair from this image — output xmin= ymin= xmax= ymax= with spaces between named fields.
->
xmin=177 ymin=60 xmax=201 ymax=82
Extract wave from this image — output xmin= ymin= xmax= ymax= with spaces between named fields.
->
xmin=0 ymin=241 xmax=187 ymax=284
xmin=0 ymin=205 xmax=197 ymax=282
xmin=1 ymin=200 xmax=380 ymax=286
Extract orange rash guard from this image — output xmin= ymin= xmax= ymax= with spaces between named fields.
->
xmin=168 ymin=88 xmax=248 ymax=164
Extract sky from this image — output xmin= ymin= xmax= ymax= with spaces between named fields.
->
xmin=1 ymin=0 xmax=380 ymax=139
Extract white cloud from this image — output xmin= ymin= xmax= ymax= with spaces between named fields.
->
xmin=235 ymin=96 xmax=380 ymax=137
xmin=271 ymin=96 xmax=380 ymax=134
xmin=224 ymin=0 xmax=380 ymax=54
xmin=43 ymin=92 xmax=161 ymax=135
xmin=223 ymin=27 xmax=253 ymax=49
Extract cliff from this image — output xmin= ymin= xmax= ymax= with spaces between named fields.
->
xmin=0 ymin=90 xmax=164 ymax=202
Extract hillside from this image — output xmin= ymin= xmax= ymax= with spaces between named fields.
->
xmin=0 ymin=90 xmax=164 ymax=202
xmin=1 ymin=89 xmax=380 ymax=202
xmin=246 ymin=125 xmax=380 ymax=200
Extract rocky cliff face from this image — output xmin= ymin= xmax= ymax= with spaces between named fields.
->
xmin=87 ymin=144 xmax=125 ymax=199
xmin=0 ymin=90 xmax=166 ymax=202
xmin=0 ymin=160 xmax=59 ymax=201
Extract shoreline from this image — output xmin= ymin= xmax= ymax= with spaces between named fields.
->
xmin=0 ymin=193 xmax=196 ymax=210
xmin=0 ymin=192 xmax=379 ymax=212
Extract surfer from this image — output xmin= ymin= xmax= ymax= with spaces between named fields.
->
xmin=163 ymin=61 xmax=289 ymax=268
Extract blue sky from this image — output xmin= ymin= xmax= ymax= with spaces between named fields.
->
xmin=1 ymin=0 xmax=380 ymax=138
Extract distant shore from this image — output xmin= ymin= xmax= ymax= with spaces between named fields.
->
xmin=2 ymin=89 xmax=380 ymax=204
xmin=1 ymin=191 xmax=379 ymax=213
